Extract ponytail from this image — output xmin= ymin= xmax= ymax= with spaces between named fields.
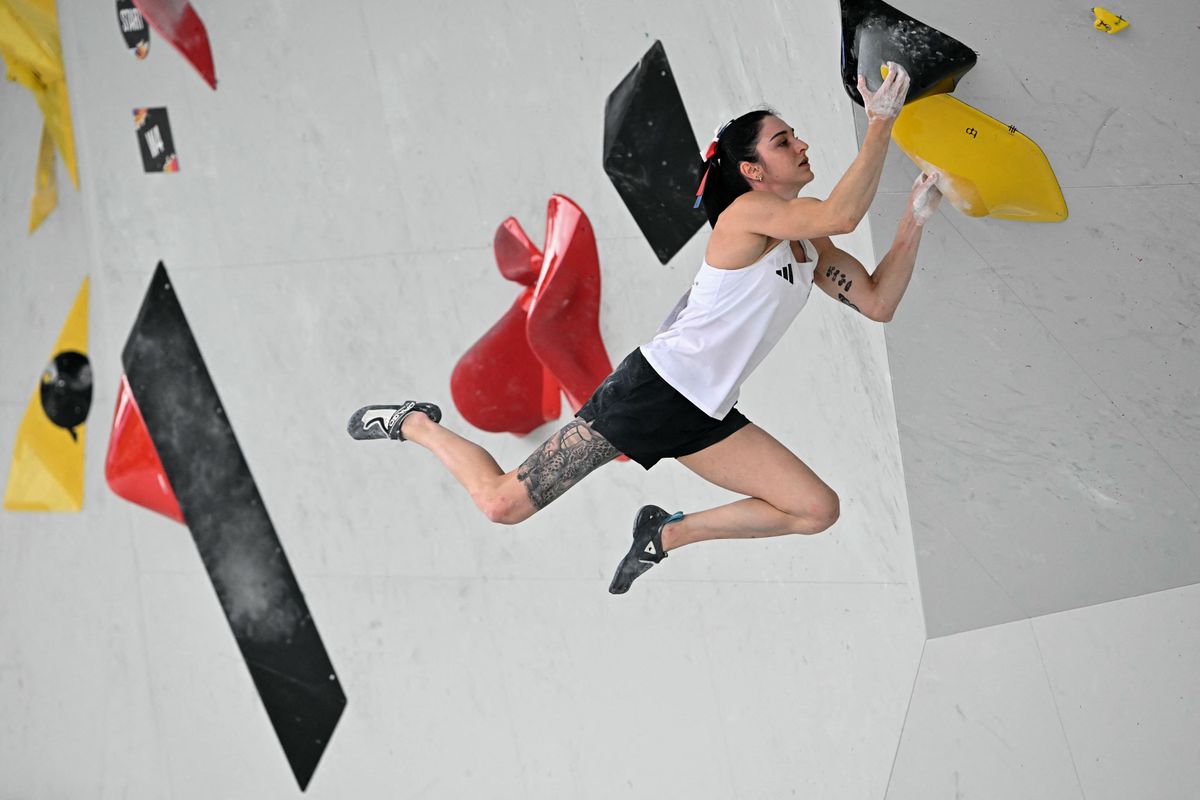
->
xmin=697 ymin=109 xmax=776 ymax=227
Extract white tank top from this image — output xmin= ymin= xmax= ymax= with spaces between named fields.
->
xmin=640 ymin=238 xmax=817 ymax=419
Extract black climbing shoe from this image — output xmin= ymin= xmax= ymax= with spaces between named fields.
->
xmin=347 ymin=402 xmax=442 ymax=441
xmin=608 ymin=504 xmax=683 ymax=594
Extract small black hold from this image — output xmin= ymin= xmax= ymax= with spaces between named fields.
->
xmin=40 ymin=351 xmax=93 ymax=440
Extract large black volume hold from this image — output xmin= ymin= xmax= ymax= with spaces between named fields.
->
xmin=840 ymin=0 xmax=976 ymax=105
xmin=603 ymin=40 xmax=706 ymax=265
xmin=122 ymin=262 xmax=346 ymax=791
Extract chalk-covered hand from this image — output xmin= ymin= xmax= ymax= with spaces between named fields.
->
xmin=857 ymin=62 xmax=911 ymax=122
xmin=909 ymin=171 xmax=943 ymax=225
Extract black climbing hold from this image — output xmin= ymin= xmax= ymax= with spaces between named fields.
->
xmin=603 ymin=40 xmax=707 ymax=265
xmin=122 ymin=262 xmax=345 ymax=790
xmin=840 ymin=0 xmax=976 ymax=106
xmin=40 ymin=351 xmax=92 ymax=441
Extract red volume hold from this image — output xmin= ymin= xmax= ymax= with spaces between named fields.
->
xmin=527 ymin=195 xmax=613 ymax=412
xmin=104 ymin=374 xmax=184 ymax=523
xmin=450 ymin=195 xmax=614 ymax=437
xmin=130 ymin=0 xmax=217 ymax=89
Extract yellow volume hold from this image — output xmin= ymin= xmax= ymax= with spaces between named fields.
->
xmin=4 ymin=277 xmax=91 ymax=511
xmin=891 ymin=93 xmax=1068 ymax=222
xmin=0 ymin=0 xmax=80 ymax=232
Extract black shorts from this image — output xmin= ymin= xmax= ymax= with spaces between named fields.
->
xmin=576 ymin=348 xmax=751 ymax=470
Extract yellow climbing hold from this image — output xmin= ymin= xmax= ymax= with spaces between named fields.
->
xmin=891 ymin=93 xmax=1068 ymax=222
xmin=1092 ymin=7 xmax=1129 ymax=33
xmin=4 ymin=277 xmax=91 ymax=512
xmin=0 ymin=0 xmax=79 ymax=232
xmin=29 ymin=124 xmax=58 ymax=232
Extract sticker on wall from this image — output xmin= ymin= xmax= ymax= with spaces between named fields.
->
xmin=3 ymin=277 xmax=91 ymax=512
xmin=133 ymin=107 xmax=178 ymax=172
xmin=117 ymin=0 xmax=150 ymax=58
xmin=116 ymin=262 xmax=345 ymax=789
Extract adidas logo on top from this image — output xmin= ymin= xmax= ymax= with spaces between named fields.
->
xmin=775 ymin=263 xmax=794 ymax=284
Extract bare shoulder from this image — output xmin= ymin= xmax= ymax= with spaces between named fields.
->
xmin=723 ymin=191 xmax=791 ymax=224
xmin=706 ymin=202 xmax=772 ymax=269
xmin=722 ymin=191 xmax=847 ymax=243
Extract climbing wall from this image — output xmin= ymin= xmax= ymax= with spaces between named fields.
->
xmin=2 ymin=0 xmax=1196 ymax=797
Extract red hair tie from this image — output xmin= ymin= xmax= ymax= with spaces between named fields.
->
xmin=693 ymin=138 xmax=719 ymax=209
xmin=694 ymin=120 xmax=735 ymax=209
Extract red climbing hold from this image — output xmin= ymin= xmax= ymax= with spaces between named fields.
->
xmin=104 ymin=375 xmax=184 ymax=523
xmin=451 ymin=195 xmax=614 ymax=436
xmin=450 ymin=295 xmax=561 ymax=435
xmin=527 ymin=195 xmax=612 ymax=412
xmin=494 ymin=217 xmax=543 ymax=286
xmin=130 ymin=0 xmax=217 ymax=89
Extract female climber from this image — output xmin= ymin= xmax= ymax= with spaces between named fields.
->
xmin=349 ymin=62 xmax=942 ymax=594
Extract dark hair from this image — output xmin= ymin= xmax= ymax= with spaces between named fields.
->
xmin=699 ymin=108 xmax=777 ymax=227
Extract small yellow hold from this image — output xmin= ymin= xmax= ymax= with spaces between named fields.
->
xmin=1092 ymin=7 xmax=1129 ymax=34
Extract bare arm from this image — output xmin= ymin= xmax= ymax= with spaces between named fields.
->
xmin=722 ymin=65 xmax=912 ymax=242
xmin=812 ymin=172 xmax=942 ymax=322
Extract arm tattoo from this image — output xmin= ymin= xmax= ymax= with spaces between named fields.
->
xmin=837 ymin=293 xmax=861 ymax=312
xmin=826 ymin=263 xmax=861 ymax=313
xmin=516 ymin=419 xmax=620 ymax=510
xmin=824 ymin=264 xmax=854 ymax=292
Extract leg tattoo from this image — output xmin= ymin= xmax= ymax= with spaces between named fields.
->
xmin=516 ymin=419 xmax=620 ymax=510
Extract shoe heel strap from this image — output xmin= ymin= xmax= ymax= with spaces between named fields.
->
xmin=391 ymin=402 xmax=418 ymax=441
xmin=648 ymin=512 xmax=683 ymax=563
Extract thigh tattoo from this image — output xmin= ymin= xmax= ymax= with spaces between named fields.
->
xmin=516 ymin=419 xmax=620 ymax=510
